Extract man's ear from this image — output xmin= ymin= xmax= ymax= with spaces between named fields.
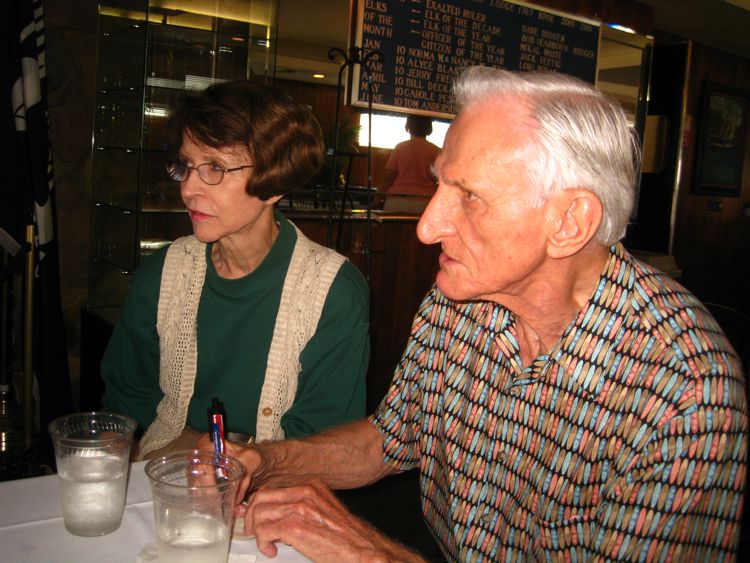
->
xmin=544 ymin=189 xmax=603 ymax=259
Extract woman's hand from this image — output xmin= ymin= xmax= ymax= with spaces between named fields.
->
xmin=244 ymin=480 xmax=425 ymax=562
xmin=196 ymin=433 xmax=266 ymax=505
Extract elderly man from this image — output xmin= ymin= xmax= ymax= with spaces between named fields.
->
xmin=207 ymin=67 xmax=747 ymax=561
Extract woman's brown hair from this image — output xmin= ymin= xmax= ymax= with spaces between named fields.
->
xmin=166 ymin=80 xmax=325 ymax=200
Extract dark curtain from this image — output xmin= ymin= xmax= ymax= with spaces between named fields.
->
xmin=2 ymin=0 xmax=73 ymax=462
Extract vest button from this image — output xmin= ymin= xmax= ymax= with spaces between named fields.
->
xmin=262 ymin=407 xmax=273 ymax=416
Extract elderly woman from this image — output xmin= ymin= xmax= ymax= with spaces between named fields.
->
xmin=101 ymin=81 xmax=370 ymax=460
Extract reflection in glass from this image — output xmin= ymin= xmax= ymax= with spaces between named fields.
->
xmin=90 ymin=0 xmax=278 ymax=308
xmin=596 ymin=25 xmax=653 ymax=215
xmin=596 ymin=25 xmax=653 ymax=135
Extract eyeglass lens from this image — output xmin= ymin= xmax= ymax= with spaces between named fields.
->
xmin=167 ymin=161 xmax=224 ymax=185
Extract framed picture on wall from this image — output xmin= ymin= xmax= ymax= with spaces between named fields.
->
xmin=693 ymin=82 xmax=748 ymax=196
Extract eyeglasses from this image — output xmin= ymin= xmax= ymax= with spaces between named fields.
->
xmin=166 ymin=159 xmax=254 ymax=185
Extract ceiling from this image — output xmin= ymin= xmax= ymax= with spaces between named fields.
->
xmin=275 ymin=0 xmax=349 ymax=85
xmin=641 ymin=0 xmax=750 ymax=58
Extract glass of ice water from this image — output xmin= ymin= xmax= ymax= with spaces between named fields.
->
xmin=145 ymin=450 xmax=246 ymax=563
xmin=48 ymin=411 xmax=136 ymax=536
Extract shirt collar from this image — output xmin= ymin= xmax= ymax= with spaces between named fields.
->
xmin=434 ymin=243 xmax=641 ymax=387
xmin=550 ymin=242 xmax=641 ymax=388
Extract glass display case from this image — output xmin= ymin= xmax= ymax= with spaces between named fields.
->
xmin=88 ymin=0 xmax=278 ymax=309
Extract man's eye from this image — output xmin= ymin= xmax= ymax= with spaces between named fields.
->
xmin=209 ymin=163 xmax=224 ymax=172
xmin=462 ymin=189 xmax=478 ymax=201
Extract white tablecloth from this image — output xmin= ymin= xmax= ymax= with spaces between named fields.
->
xmin=0 ymin=461 xmax=310 ymax=563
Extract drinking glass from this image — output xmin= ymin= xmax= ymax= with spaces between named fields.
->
xmin=145 ymin=450 xmax=246 ymax=563
xmin=48 ymin=411 xmax=136 ymax=536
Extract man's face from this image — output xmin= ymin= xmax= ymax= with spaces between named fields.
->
xmin=416 ymin=96 xmax=551 ymax=303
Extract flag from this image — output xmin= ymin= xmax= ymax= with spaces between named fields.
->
xmin=2 ymin=0 xmax=73 ymax=460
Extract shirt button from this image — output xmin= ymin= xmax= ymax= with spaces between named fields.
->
xmin=509 ymin=386 xmax=520 ymax=396
xmin=262 ymin=407 xmax=273 ymax=416
xmin=480 ymin=512 xmax=493 ymax=525
xmin=498 ymin=452 xmax=507 ymax=462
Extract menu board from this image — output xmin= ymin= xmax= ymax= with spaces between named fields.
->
xmin=352 ymin=0 xmax=600 ymax=117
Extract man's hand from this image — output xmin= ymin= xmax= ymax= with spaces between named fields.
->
xmin=244 ymin=480 xmax=425 ymax=562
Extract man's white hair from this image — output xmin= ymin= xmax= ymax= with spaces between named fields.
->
xmin=453 ymin=66 xmax=641 ymax=246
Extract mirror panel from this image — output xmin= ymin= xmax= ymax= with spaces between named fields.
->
xmin=597 ymin=25 xmax=653 ymax=134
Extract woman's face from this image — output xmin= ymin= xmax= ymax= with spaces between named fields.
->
xmin=178 ymin=132 xmax=280 ymax=245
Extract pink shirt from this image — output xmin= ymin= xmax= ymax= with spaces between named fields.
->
xmin=383 ymin=137 xmax=440 ymax=196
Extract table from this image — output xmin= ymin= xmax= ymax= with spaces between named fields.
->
xmin=0 ymin=461 xmax=310 ymax=563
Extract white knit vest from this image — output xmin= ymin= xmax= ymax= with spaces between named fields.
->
xmin=137 ymin=226 xmax=345 ymax=459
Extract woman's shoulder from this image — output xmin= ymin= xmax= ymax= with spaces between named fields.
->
xmin=334 ymin=259 xmax=368 ymax=293
xmin=328 ymin=260 xmax=369 ymax=315
xmin=285 ymin=224 xmax=368 ymax=303
xmin=418 ymin=137 xmax=441 ymax=154
xmin=313 ymin=260 xmax=369 ymax=335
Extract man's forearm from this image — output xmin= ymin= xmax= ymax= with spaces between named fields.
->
xmin=252 ymin=419 xmax=394 ymax=490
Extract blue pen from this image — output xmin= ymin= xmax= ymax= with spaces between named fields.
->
xmin=212 ymin=422 xmax=224 ymax=456
xmin=209 ymin=398 xmax=227 ymax=481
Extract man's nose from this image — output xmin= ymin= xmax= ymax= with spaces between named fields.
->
xmin=417 ymin=185 xmax=455 ymax=245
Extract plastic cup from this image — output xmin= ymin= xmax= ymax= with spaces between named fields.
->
xmin=145 ymin=450 xmax=246 ymax=563
xmin=48 ymin=411 xmax=136 ymax=536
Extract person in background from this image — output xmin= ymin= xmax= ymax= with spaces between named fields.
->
xmin=201 ymin=67 xmax=747 ymax=561
xmin=102 ymin=80 xmax=369 ymax=460
xmin=377 ymin=114 xmax=441 ymax=214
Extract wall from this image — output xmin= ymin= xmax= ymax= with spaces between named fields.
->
xmin=672 ymin=43 xmax=750 ymax=314
xmin=44 ymin=0 xmax=98 ymax=388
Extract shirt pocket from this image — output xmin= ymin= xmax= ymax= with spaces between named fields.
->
xmin=530 ymin=511 xmax=596 ymax=560
xmin=528 ymin=476 xmax=602 ymax=559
